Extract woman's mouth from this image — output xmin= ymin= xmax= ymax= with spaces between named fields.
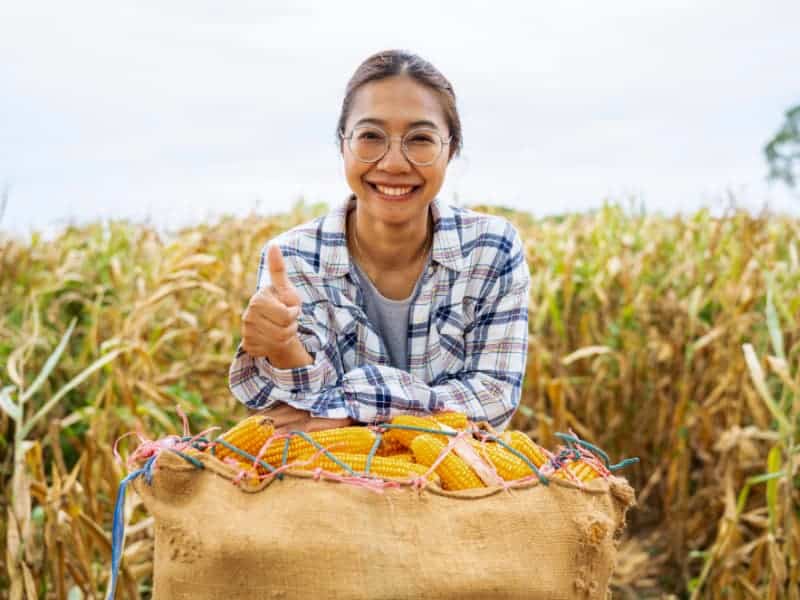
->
xmin=367 ymin=182 xmax=421 ymax=200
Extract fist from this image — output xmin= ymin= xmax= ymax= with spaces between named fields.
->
xmin=256 ymin=403 xmax=356 ymax=434
xmin=241 ymin=244 xmax=303 ymax=360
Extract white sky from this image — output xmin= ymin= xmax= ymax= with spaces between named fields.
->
xmin=1 ymin=0 xmax=798 ymax=236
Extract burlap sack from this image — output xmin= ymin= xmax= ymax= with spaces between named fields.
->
xmin=133 ymin=450 xmax=635 ymax=599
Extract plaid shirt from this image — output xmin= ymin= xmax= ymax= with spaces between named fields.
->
xmin=228 ymin=195 xmax=531 ymax=431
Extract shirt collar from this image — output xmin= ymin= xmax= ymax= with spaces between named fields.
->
xmin=319 ymin=194 xmax=466 ymax=279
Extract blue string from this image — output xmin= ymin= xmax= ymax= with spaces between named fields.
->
xmin=553 ymin=432 xmax=640 ymax=472
xmin=106 ymin=451 xmax=202 ymax=600
xmin=555 ymin=433 xmax=610 ymax=466
xmin=106 ymin=455 xmax=156 ymax=600
xmin=610 ymin=457 xmax=640 ymax=471
xmin=279 ymin=438 xmax=291 ymax=480
xmin=213 ymin=439 xmax=277 ymax=473
xmin=290 ymin=430 xmax=357 ymax=476
xmin=482 ymin=433 xmax=550 ymax=485
xmin=364 ymin=431 xmax=383 ymax=474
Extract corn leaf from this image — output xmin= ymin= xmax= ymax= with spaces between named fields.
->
xmin=20 ymin=318 xmax=77 ymax=405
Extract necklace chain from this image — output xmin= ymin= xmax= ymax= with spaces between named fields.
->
xmin=349 ymin=210 xmax=433 ymax=271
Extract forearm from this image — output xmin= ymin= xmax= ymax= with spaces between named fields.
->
xmin=339 ymin=364 xmax=522 ymax=429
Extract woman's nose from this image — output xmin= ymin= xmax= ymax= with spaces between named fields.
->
xmin=376 ymin=140 xmax=412 ymax=172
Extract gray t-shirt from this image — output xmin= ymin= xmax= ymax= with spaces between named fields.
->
xmin=351 ymin=254 xmax=431 ymax=371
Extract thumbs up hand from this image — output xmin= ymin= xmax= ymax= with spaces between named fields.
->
xmin=241 ymin=244 xmax=311 ymax=368
xmin=264 ymin=243 xmax=302 ymax=308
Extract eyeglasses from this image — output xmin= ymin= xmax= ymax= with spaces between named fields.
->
xmin=339 ymin=125 xmax=451 ymax=166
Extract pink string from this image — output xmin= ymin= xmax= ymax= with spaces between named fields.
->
xmin=416 ymin=429 xmax=472 ymax=483
xmin=116 ymin=405 xmax=220 ymax=469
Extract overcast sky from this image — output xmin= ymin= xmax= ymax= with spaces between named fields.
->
xmin=1 ymin=1 xmax=798 ymax=236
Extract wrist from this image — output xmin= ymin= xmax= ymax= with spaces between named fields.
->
xmin=267 ymin=338 xmax=313 ymax=369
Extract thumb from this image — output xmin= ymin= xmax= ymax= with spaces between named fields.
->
xmin=267 ymin=244 xmax=301 ymax=306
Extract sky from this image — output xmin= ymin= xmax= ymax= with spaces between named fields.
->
xmin=1 ymin=1 xmax=798 ymax=236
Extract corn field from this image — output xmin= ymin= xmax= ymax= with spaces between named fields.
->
xmin=1 ymin=201 xmax=798 ymax=598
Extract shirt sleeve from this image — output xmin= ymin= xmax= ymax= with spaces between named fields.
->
xmin=229 ymin=224 xmax=530 ymax=431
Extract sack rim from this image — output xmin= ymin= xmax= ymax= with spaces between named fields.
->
xmin=133 ymin=447 xmax=631 ymax=502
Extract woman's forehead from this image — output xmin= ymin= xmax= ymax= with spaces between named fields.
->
xmin=347 ymin=76 xmax=448 ymax=132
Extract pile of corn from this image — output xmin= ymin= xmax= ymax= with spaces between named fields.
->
xmin=211 ymin=412 xmax=606 ymax=490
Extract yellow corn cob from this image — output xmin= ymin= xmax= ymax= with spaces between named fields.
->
xmin=256 ymin=427 xmax=377 ymax=468
xmin=552 ymin=460 xmax=601 ymax=483
xmin=432 ymin=411 xmax=469 ymax=430
xmin=383 ymin=415 xmax=449 ymax=449
xmin=500 ymin=431 xmax=550 ymax=469
xmin=468 ymin=439 xmax=534 ymax=481
xmin=389 ymin=452 xmax=415 ymax=462
xmin=411 ymin=434 xmax=484 ymax=491
xmin=214 ymin=415 xmax=275 ymax=463
xmin=375 ymin=436 xmax=408 ymax=456
xmin=295 ymin=452 xmax=437 ymax=483
xmin=217 ymin=423 xmax=375 ymax=470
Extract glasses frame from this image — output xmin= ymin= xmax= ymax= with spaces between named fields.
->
xmin=339 ymin=125 xmax=452 ymax=167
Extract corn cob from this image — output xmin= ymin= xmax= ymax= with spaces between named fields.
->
xmin=383 ymin=415 xmax=450 ymax=449
xmin=214 ymin=415 xmax=275 ymax=463
xmin=255 ymin=427 xmax=376 ymax=468
xmin=468 ymin=439 xmax=534 ymax=481
xmin=411 ymin=434 xmax=484 ymax=491
xmin=500 ymin=431 xmax=550 ymax=469
xmin=432 ymin=411 xmax=469 ymax=430
xmin=552 ymin=460 xmax=601 ymax=483
xmin=216 ymin=422 xmax=375 ymax=470
xmin=375 ymin=436 xmax=408 ymax=456
xmin=388 ymin=452 xmax=415 ymax=463
xmin=295 ymin=451 xmax=437 ymax=483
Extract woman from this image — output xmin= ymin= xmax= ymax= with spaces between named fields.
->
xmin=229 ymin=50 xmax=530 ymax=435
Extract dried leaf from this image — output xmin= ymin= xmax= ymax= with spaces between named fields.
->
xmin=562 ymin=345 xmax=614 ymax=365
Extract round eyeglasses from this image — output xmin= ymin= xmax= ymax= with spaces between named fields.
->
xmin=340 ymin=126 xmax=451 ymax=166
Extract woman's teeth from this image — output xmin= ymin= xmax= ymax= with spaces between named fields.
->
xmin=375 ymin=184 xmax=415 ymax=196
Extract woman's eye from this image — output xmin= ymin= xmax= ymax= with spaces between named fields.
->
xmin=408 ymin=134 xmax=435 ymax=144
xmin=360 ymin=133 xmax=383 ymax=142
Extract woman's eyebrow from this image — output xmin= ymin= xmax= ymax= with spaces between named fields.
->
xmin=353 ymin=117 xmax=440 ymax=130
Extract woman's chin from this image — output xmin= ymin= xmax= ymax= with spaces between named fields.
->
xmin=363 ymin=197 xmax=429 ymax=223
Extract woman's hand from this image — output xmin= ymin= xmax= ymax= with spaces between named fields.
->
xmin=256 ymin=403 xmax=355 ymax=434
xmin=241 ymin=244 xmax=313 ymax=369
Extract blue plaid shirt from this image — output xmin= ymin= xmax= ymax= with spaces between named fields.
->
xmin=228 ymin=195 xmax=531 ymax=431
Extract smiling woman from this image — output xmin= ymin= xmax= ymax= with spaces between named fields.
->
xmin=228 ymin=49 xmax=531 ymax=434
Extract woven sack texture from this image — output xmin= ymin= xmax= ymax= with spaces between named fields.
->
xmin=134 ymin=450 xmax=635 ymax=600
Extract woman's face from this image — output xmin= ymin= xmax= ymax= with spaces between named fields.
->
xmin=341 ymin=75 xmax=451 ymax=227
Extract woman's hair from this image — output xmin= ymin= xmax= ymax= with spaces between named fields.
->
xmin=336 ymin=49 xmax=462 ymax=160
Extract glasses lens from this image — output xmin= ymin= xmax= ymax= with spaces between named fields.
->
xmin=350 ymin=126 xmax=388 ymax=162
xmin=403 ymin=129 xmax=442 ymax=165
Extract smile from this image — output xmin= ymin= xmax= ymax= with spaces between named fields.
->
xmin=367 ymin=182 xmax=421 ymax=199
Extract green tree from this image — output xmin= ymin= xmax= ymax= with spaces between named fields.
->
xmin=765 ymin=104 xmax=800 ymax=188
